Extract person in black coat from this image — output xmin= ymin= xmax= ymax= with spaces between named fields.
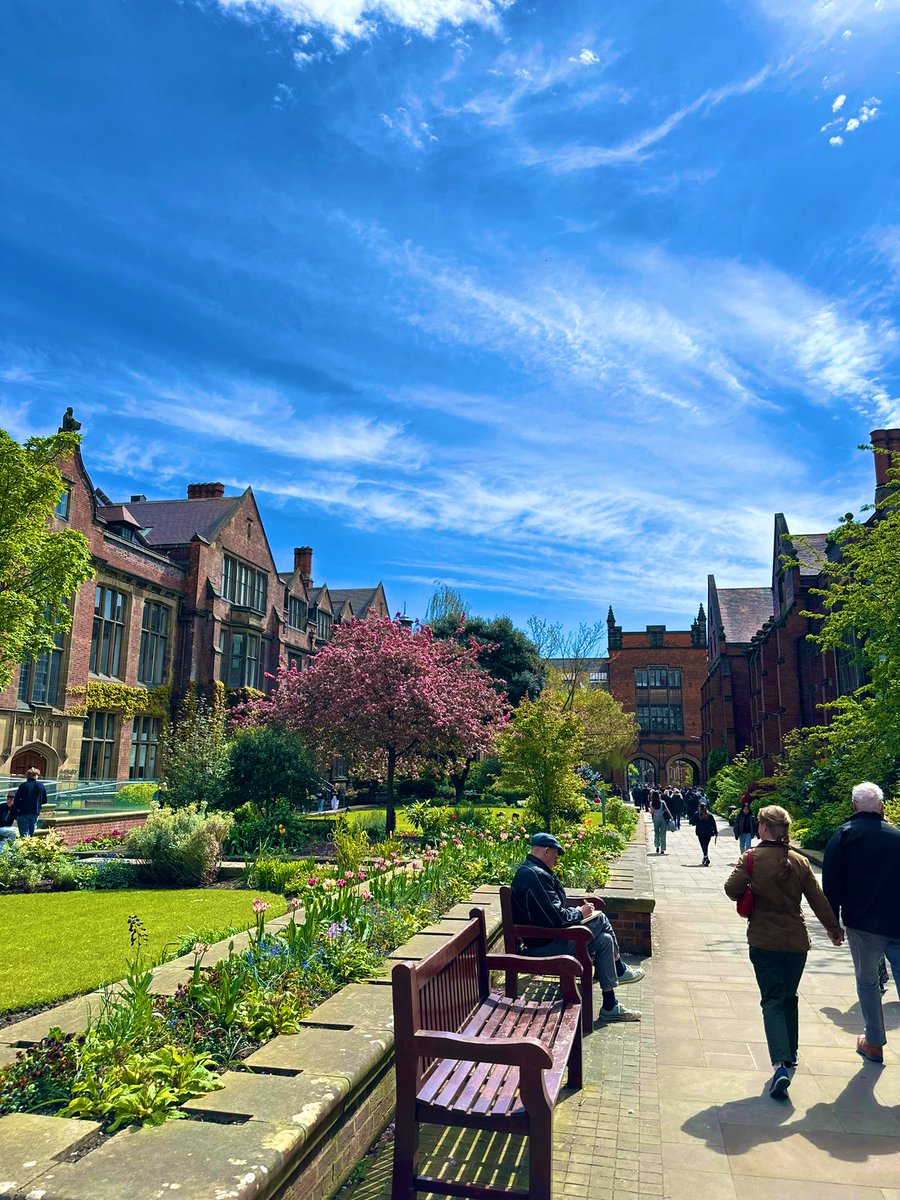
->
xmin=822 ymin=781 xmax=900 ymax=1064
xmin=13 ymin=768 xmax=46 ymax=837
xmin=0 ymin=791 xmax=18 ymax=845
xmin=695 ymin=801 xmax=718 ymax=866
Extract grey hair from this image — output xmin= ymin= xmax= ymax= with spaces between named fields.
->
xmin=852 ymin=781 xmax=884 ymax=811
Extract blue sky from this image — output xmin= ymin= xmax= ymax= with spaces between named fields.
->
xmin=2 ymin=0 xmax=900 ymax=636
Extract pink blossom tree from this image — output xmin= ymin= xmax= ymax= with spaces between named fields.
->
xmin=240 ymin=615 xmax=509 ymax=833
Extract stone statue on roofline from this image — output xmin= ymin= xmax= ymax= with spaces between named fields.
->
xmin=59 ymin=407 xmax=81 ymax=432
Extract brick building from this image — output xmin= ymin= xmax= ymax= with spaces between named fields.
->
xmin=700 ymin=428 xmax=896 ymax=775
xmin=0 ymin=418 xmax=389 ymax=783
xmin=605 ymin=607 xmax=708 ymax=789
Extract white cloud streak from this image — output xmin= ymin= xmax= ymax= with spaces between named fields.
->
xmin=213 ymin=0 xmax=513 ymax=41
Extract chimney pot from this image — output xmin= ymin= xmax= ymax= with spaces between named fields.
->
xmin=294 ymin=546 xmax=313 ymax=578
xmin=187 ymin=482 xmax=226 ymax=500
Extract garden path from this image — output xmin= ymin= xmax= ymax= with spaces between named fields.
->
xmin=338 ymin=812 xmax=900 ymax=1200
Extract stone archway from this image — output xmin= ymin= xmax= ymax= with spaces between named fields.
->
xmin=9 ymin=743 xmax=58 ymax=778
xmin=628 ymin=757 xmax=658 ymax=787
xmin=666 ymin=757 xmax=699 ymax=787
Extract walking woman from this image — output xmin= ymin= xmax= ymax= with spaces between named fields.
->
xmin=724 ymin=804 xmax=843 ymax=1098
xmin=649 ymin=789 xmax=672 ymax=855
xmin=734 ymin=798 xmax=758 ymax=854
xmin=695 ymin=801 xmax=718 ymax=865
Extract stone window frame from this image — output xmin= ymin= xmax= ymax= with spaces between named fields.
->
xmin=635 ymin=664 xmax=684 ymax=734
xmin=224 ymin=629 xmax=263 ymax=689
xmin=90 ymin=585 xmax=128 ymax=679
xmin=138 ymin=599 xmax=171 ymax=686
xmin=80 ymin=711 xmax=118 ymax=779
xmin=222 ymin=554 xmax=268 ymax=614
xmin=130 ymin=715 xmax=162 ymax=780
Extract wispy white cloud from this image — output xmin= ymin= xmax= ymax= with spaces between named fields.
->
xmin=521 ymin=65 xmax=774 ymax=171
xmin=213 ymin=0 xmax=513 ymax=42
xmin=119 ymin=381 xmax=428 ymax=469
xmin=830 ymin=134 xmax=845 ymax=144
xmin=570 ymin=48 xmax=600 ymax=66
xmin=380 ymin=105 xmax=438 ymax=150
xmin=832 ymin=93 xmax=847 ymax=111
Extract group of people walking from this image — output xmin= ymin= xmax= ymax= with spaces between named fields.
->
xmin=634 ymin=783 xmax=719 ymax=864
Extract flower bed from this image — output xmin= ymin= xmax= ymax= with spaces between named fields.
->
xmin=0 ymin=812 xmax=628 ymax=1132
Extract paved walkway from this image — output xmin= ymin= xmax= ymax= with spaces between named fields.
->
xmin=340 ymin=814 xmax=900 ymax=1200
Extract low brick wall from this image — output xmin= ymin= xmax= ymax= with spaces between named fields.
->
xmin=39 ymin=809 xmax=150 ymax=846
xmin=604 ymin=902 xmax=653 ymax=956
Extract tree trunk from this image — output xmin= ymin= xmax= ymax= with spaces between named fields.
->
xmin=386 ymin=747 xmax=397 ymax=835
xmin=453 ymin=758 xmax=472 ymax=803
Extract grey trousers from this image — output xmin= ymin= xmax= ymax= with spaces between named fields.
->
xmin=846 ymin=927 xmax=900 ymax=1047
xmin=524 ymin=912 xmax=619 ymax=991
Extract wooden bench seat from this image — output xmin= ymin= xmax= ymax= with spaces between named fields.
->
xmin=392 ymin=907 xmax=583 ymax=1200
xmin=499 ymin=884 xmax=606 ymax=1036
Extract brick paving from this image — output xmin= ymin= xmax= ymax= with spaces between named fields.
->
xmin=340 ymin=814 xmax=900 ymax=1199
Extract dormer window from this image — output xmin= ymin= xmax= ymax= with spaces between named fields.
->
xmin=286 ymin=594 xmax=308 ymax=630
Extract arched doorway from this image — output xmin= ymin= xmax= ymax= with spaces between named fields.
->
xmin=627 ymin=757 xmax=657 ymax=787
xmin=10 ymin=749 xmax=48 ymax=776
xmin=667 ymin=758 xmax=698 ymax=787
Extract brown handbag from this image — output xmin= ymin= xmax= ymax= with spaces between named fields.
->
xmin=736 ymin=850 xmax=755 ymax=918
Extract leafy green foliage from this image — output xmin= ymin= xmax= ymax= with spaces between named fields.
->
xmin=495 ymin=692 xmax=585 ymax=831
xmin=158 ymin=691 xmax=228 ymax=810
xmin=125 ymin=805 xmax=232 ymax=886
xmin=706 ymin=749 xmax=764 ymax=813
xmin=797 ymin=800 xmax=853 ymax=849
xmin=221 ymin=725 xmax=320 ymax=816
xmin=0 ymin=428 xmax=94 ymax=691
xmin=428 ymin=613 xmax=544 ymax=706
xmin=115 ymin=782 xmax=159 ymax=807
xmin=331 ymin=815 xmax=371 ymax=874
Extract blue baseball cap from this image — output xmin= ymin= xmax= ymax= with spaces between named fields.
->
xmin=531 ymin=832 xmax=564 ymax=853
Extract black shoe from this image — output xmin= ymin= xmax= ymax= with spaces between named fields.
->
xmin=769 ymin=1066 xmax=791 ymax=1098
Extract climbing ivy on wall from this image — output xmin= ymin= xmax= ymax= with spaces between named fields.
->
xmin=66 ymin=683 xmax=171 ymax=719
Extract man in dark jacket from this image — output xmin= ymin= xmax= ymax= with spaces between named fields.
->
xmin=823 ymin=781 xmax=900 ymax=1064
xmin=0 ymin=791 xmax=18 ymax=845
xmin=511 ymin=832 xmax=642 ymax=1022
xmin=13 ymin=767 xmax=46 ymax=837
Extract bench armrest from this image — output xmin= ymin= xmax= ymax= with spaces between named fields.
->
xmin=413 ymin=1029 xmax=553 ymax=1070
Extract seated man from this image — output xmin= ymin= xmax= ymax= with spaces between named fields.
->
xmin=0 ymin=791 xmax=18 ymax=845
xmin=511 ymin=832 xmax=642 ymax=1022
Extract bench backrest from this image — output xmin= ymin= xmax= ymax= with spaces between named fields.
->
xmin=392 ymin=909 xmax=490 ymax=1084
xmin=499 ymin=885 xmax=518 ymax=952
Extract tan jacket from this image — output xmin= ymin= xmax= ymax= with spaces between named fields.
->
xmin=724 ymin=842 xmax=840 ymax=951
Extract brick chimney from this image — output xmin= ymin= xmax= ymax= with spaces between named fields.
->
xmin=294 ymin=546 xmax=313 ymax=579
xmin=187 ymin=483 xmax=226 ymax=500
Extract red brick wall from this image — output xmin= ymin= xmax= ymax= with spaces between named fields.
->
xmin=43 ymin=810 xmax=149 ymax=846
xmin=608 ymin=629 xmax=706 ymax=784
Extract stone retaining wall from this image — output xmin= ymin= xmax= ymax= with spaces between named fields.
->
xmin=0 ymin=835 xmax=654 ymax=1200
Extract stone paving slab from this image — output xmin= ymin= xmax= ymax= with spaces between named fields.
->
xmin=0 ymin=1114 xmax=102 ymax=1196
xmin=0 ymin=994 xmax=102 ymax=1045
xmin=35 ymin=1117 xmax=301 ymax=1200
xmin=385 ymin=933 xmax=455 ymax=961
xmin=244 ymin=1025 xmax=393 ymax=1081
xmin=181 ymin=1068 xmax=348 ymax=1133
xmin=298 ymin=982 xmax=394 ymax=1032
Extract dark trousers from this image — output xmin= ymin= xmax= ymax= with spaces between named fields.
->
xmin=748 ymin=946 xmax=807 ymax=1066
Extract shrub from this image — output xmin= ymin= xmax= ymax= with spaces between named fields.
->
xmin=604 ymin=794 xmax=638 ymax=838
xmin=405 ymin=800 xmax=451 ymax=845
xmin=125 ymin=805 xmax=232 ymax=886
xmin=88 ymin=860 xmax=141 ymax=890
xmin=115 ymin=782 xmax=158 ymax=808
xmin=158 ymin=691 xmax=228 ymax=810
xmin=221 ymin=726 xmax=320 ymax=816
xmin=332 ymin=816 xmax=370 ymax=875
xmin=244 ymin=855 xmax=315 ymax=894
xmin=798 ymin=800 xmax=853 ymax=849
xmin=225 ymin=808 xmax=324 ymax=857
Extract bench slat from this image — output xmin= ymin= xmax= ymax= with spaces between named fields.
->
xmin=424 ymin=994 xmax=536 ymax=1108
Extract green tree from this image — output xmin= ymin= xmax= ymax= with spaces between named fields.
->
xmin=0 ymin=428 xmax=93 ymax=690
xmin=565 ymin=682 xmax=639 ymax=775
xmin=428 ymin=613 xmax=544 ymax=706
xmin=495 ymin=692 xmax=585 ymax=831
xmin=222 ymin=726 xmax=320 ymax=817
xmin=800 ymin=462 xmax=900 ymax=796
xmin=424 ymin=583 xmax=467 ymax=624
xmin=158 ymin=691 xmax=228 ymax=809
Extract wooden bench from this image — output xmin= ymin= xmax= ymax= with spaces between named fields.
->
xmin=499 ymin=884 xmax=606 ymax=1036
xmin=392 ymin=907 xmax=583 ymax=1200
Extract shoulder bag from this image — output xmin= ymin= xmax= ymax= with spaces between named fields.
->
xmin=736 ymin=850 xmax=755 ymax=918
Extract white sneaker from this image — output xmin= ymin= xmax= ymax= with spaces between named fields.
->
xmin=598 ymin=1002 xmax=641 ymax=1022
xmin=617 ymin=965 xmax=645 ymax=985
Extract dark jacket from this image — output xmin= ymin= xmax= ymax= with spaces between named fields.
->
xmin=511 ymin=853 xmax=583 ymax=948
xmin=14 ymin=778 xmax=46 ymax=817
xmin=0 ymin=802 xmax=16 ymax=828
xmin=822 ymin=811 xmax=900 ymax=939
xmin=734 ymin=809 xmax=757 ymax=837
xmin=695 ymin=812 xmax=718 ymax=845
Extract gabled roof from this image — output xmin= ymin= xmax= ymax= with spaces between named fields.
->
xmin=122 ymin=496 xmax=241 ymax=547
xmin=327 ymin=587 xmax=383 ymax=618
xmin=716 ymin=588 xmax=773 ymax=645
xmin=96 ymin=504 xmax=143 ymax=529
xmin=792 ymin=532 xmax=829 ymax=577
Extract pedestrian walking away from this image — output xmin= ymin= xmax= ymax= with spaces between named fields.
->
xmin=733 ymin=797 xmax=758 ymax=854
xmin=822 ymin=780 xmax=900 ymax=1064
xmin=649 ymin=790 xmax=673 ymax=855
xmin=13 ymin=767 xmax=46 ymax=838
xmin=725 ymin=804 xmax=843 ymax=1098
xmin=511 ymin=832 xmax=642 ymax=1023
xmin=695 ymin=801 xmax=718 ymax=865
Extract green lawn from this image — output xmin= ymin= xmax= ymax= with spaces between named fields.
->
xmin=0 ymin=889 xmax=285 ymax=1013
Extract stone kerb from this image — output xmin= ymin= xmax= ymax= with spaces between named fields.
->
xmin=0 ymin=854 xmax=654 ymax=1200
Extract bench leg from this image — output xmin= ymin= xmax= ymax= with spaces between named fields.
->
xmin=581 ymin=965 xmax=593 ymax=1036
xmin=527 ymin=1107 xmax=553 ymax=1200
xmin=567 ymin=1022 xmax=584 ymax=1092
xmin=392 ymin=1107 xmax=419 ymax=1199
xmin=504 ymin=968 xmax=518 ymax=999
